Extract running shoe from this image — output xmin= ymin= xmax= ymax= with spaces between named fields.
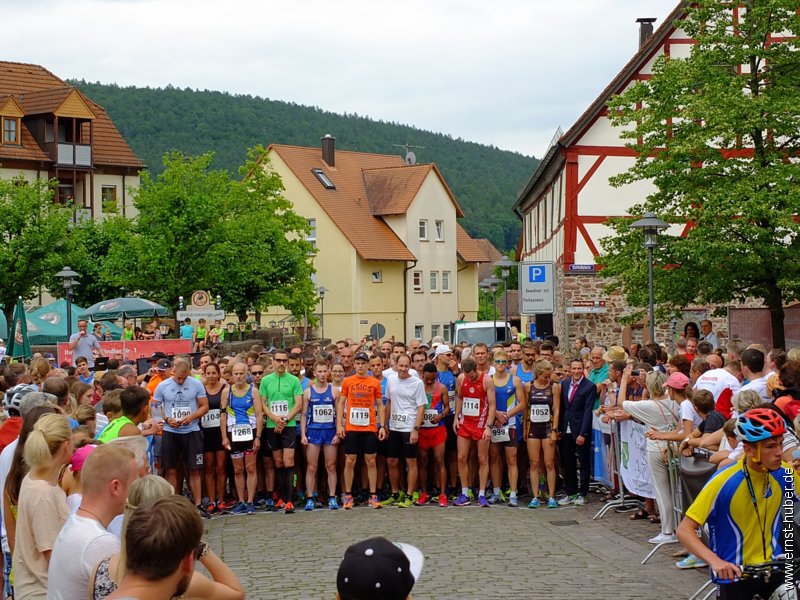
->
xmin=508 ymin=496 xmax=519 ymax=508
xmin=574 ymin=494 xmax=586 ymax=506
xmin=676 ymin=554 xmax=708 ymax=569
xmin=343 ymin=494 xmax=354 ymax=510
xmin=254 ymin=494 xmax=267 ymax=507
xmin=547 ymin=497 xmax=558 ymax=509
xmin=246 ymin=503 xmax=256 ymax=515
xmin=528 ymin=498 xmax=541 ymax=508
xmin=264 ymin=498 xmax=275 ymax=512
xmin=297 ymin=491 xmax=305 ymax=503
xmin=284 ymin=501 xmax=295 ymax=514
xmin=478 ymin=495 xmax=490 ymax=508
xmin=487 ymin=493 xmax=502 ymax=505
xmin=230 ymin=502 xmax=249 ymax=515
xmin=381 ymin=493 xmax=401 ymax=507
xmin=275 ymin=499 xmax=286 ymax=510
xmin=397 ymin=496 xmax=413 ymax=508
xmin=313 ymin=495 xmax=324 ymax=509
xmin=438 ymin=493 xmax=448 ymax=507
xmin=416 ymin=491 xmax=430 ymax=506
xmin=649 ymin=533 xmax=678 ymax=544
xmin=557 ymin=494 xmax=576 ymax=506
xmin=329 ymin=496 xmax=340 ymax=510
xmin=499 ymin=489 xmax=508 ymax=503
xmin=369 ymin=495 xmax=382 ymax=509
xmin=411 ymin=491 xmax=420 ymax=504
xmin=304 ymin=499 xmax=315 ymax=511
xmin=467 ymin=489 xmax=476 ymax=500
xmin=219 ymin=499 xmax=237 ymax=511
xmin=453 ymin=494 xmax=471 ymax=507
xmin=206 ymin=502 xmax=219 ymax=515
xmin=196 ymin=504 xmax=212 ymax=519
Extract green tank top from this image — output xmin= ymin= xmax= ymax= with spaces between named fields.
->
xmin=98 ymin=415 xmax=135 ymax=443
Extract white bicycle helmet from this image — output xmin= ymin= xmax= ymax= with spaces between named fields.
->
xmin=3 ymin=384 xmax=38 ymax=415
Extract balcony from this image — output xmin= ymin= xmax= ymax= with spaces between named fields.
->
xmin=54 ymin=143 xmax=92 ymax=167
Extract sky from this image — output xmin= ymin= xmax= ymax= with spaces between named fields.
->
xmin=7 ymin=0 xmax=675 ymax=158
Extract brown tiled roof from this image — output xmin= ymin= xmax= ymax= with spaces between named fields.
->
xmin=0 ymin=61 xmax=143 ymax=169
xmin=365 ymin=164 xmax=464 ymax=217
xmin=476 ymin=237 xmax=503 ymax=280
xmin=456 ymin=223 xmax=491 ymax=264
xmin=268 ymin=144 xmax=416 ymax=261
xmin=495 ymin=290 xmax=519 ymax=319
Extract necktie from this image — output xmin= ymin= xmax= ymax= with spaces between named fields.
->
xmin=569 ymin=382 xmax=578 ymax=403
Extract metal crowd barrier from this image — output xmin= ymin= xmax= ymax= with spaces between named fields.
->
xmin=593 ymin=419 xmax=645 ymax=520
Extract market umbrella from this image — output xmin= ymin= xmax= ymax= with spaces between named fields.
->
xmin=81 ymin=297 xmax=169 ymax=321
xmin=29 ymin=299 xmax=122 ymax=340
xmin=24 ymin=313 xmax=69 ymax=345
xmin=6 ymin=297 xmax=31 ymax=359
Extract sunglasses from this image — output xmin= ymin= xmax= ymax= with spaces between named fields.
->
xmin=251 ymin=370 xmax=264 ymax=375
xmin=495 ymin=360 xmax=508 ymax=364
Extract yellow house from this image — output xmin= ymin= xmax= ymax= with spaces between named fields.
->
xmin=262 ymin=136 xmax=488 ymax=343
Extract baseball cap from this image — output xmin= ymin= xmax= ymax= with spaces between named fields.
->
xmin=354 ymin=352 xmax=370 ymax=362
xmin=666 ymin=372 xmax=690 ymax=390
xmin=155 ymin=359 xmax=171 ymax=371
xmin=337 ymin=537 xmax=424 ymax=600
xmin=70 ymin=444 xmax=97 ymax=473
xmin=434 ymin=345 xmax=452 ymax=358
xmin=148 ymin=352 xmax=167 ymax=361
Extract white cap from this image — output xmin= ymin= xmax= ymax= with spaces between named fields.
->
xmin=434 ymin=345 xmax=452 ymax=357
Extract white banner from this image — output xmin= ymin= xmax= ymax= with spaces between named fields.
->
xmin=619 ymin=420 xmax=656 ymax=499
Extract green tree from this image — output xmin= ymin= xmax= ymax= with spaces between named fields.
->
xmin=103 ymin=148 xmax=316 ymax=320
xmin=599 ymin=1 xmax=800 ymax=348
xmin=0 ymin=176 xmax=74 ymax=325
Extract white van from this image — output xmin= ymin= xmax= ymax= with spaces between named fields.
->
xmin=453 ymin=321 xmax=510 ymax=346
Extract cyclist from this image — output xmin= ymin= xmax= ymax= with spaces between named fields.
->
xmin=676 ymin=408 xmax=796 ymax=600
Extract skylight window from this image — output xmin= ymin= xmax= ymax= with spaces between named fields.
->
xmin=311 ymin=168 xmax=335 ymax=189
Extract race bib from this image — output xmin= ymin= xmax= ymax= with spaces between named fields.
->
xmin=349 ymin=407 xmax=370 ymax=427
xmin=171 ymin=406 xmax=192 ymax=421
xmin=462 ymin=397 xmax=480 ymax=417
xmin=271 ymin=400 xmax=289 ymax=418
xmin=530 ymin=405 xmax=551 ymax=423
xmin=232 ymin=423 xmax=253 ymax=442
xmin=422 ymin=409 xmax=439 ymax=428
xmin=391 ymin=412 xmax=411 ymax=428
xmin=201 ymin=409 xmax=220 ymax=429
xmin=491 ymin=426 xmax=510 ymax=442
xmin=312 ymin=404 xmax=334 ymax=424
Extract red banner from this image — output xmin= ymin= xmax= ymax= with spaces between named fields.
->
xmin=57 ymin=339 xmax=192 ymax=366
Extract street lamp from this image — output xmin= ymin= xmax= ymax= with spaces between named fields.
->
xmin=158 ymin=322 xmax=170 ymax=337
xmin=318 ymin=286 xmax=329 ymax=342
xmin=494 ymin=257 xmax=517 ymax=341
xmin=629 ymin=212 xmax=669 ymax=343
xmin=486 ymin=277 xmax=500 ymax=343
xmin=55 ymin=267 xmax=79 ymax=340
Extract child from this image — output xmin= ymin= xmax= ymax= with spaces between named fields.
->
xmin=193 ymin=318 xmax=207 ymax=352
xmin=95 ymin=388 xmax=123 ymax=436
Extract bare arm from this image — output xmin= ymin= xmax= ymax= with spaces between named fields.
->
xmin=4 ymin=488 xmax=15 ymax=554
xmin=300 ymin=388 xmax=311 ymax=441
xmin=185 ymin=548 xmax=245 ymax=600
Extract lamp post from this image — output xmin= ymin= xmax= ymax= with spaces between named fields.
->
xmin=494 ymin=257 xmax=517 ymax=341
xmin=629 ymin=212 xmax=669 ymax=343
xmin=485 ymin=277 xmax=500 ymax=343
xmin=318 ymin=286 xmax=329 ymax=342
xmin=55 ymin=267 xmax=79 ymax=341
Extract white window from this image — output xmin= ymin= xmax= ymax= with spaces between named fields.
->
xmin=371 ymin=270 xmax=382 ymax=283
xmin=414 ymin=324 xmax=424 ymax=339
xmin=431 ymin=324 xmax=441 ymax=338
xmin=419 ymin=219 xmax=428 ymax=241
xmin=306 ymin=218 xmax=317 ymax=250
xmin=443 ymin=323 xmax=452 ymax=342
xmin=435 ymin=219 xmax=444 ymax=241
xmin=442 ymin=270 xmax=451 ymax=292
xmin=429 ymin=270 xmax=439 ymax=292
xmin=413 ymin=270 xmax=423 ymax=293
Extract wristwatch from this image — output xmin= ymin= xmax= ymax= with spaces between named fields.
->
xmin=195 ymin=540 xmax=209 ymax=560
xmin=413 ymin=425 xmax=420 ymax=431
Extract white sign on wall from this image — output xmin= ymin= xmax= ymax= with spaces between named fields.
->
xmin=518 ymin=262 xmax=555 ymax=315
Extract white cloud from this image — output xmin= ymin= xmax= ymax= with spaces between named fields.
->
xmin=9 ymin=0 xmax=675 ymax=156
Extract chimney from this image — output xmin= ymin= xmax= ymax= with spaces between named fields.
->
xmin=321 ymin=134 xmax=335 ymax=167
xmin=636 ymin=18 xmax=657 ymax=49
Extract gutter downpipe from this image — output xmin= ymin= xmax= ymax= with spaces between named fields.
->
xmin=403 ymin=259 xmax=417 ymax=341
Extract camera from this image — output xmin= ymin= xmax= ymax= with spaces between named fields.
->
xmin=631 ymin=369 xmax=641 ymax=377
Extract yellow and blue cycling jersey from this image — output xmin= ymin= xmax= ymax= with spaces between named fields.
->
xmin=685 ymin=459 xmax=796 ymax=583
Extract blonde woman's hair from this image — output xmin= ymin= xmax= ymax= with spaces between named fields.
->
xmin=23 ymin=413 xmax=71 ymax=469
xmin=72 ymin=404 xmax=96 ymax=425
xmin=534 ymin=359 xmax=553 ymax=376
xmin=645 ymin=371 xmax=667 ymax=399
xmin=788 ymin=348 xmax=800 ymax=362
xmin=29 ymin=357 xmax=51 ymax=385
xmin=118 ymin=475 xmax=174 ymax=580
xmin=733 ymin=389 xmax=763 ymax=414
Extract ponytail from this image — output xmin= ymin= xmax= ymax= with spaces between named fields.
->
xmin=23 ymin=413 xmax=71 ymax=469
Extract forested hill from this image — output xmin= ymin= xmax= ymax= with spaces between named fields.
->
xmin=72 ymin=81 xmax=538 ymax=250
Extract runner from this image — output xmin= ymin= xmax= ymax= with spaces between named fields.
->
xmin=288 ymin=352 xmax=310 ymax=504
xmin=418 ymin=363 xmax=450 ymax=507
xmin=220 ymin=362 xmax=263 ymax=515
xmin=471 ymin=343 xmax=493 ymax=376
xmin=259 ymin=349 xmax=303 ymax=514
xmin=300 ymin=361 xmax=341 ymax=511
xmin=453 ymin=358 xmax=496 ymax=507
xmin=369 ymin=353 xmax=389 ymax=503
xmin=331 ymin=363 xmax=346 ymax=391
xmin=154 ymin=359 xmax=210 ymax=518
xmin=488 ymin=350 xmax=525 ymax=506
xmin=201 ymin=362 xmax=227 ymax=515
xmin=383 ymin=354 xmax=427 ymax=508
xmin=338 ymin=352 xmax=386 ymax=509
xmin=524 ymin=359 xmax=560 ymax=508
xmin=434 ymin=345 xmax=459 ymax=497
xmin=677 ymin=408 xmax=796 ymax=600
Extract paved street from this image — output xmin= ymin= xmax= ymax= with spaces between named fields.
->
xmin=203 ymin=494 xmax=709 ymax=600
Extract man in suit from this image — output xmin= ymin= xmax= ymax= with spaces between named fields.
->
xmin=557 ymin=357 xmax=596 ymax=505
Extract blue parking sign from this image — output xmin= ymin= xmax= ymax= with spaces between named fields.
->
xmin=528 ymin=265 xmax=546 ymax=283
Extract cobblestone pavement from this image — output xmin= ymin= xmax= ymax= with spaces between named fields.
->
xmin=203 ymin=493 xmax=709 ymax=600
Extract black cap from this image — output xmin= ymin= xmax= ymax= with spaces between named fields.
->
xmin=155 ymin=358 xmax=171 ymax=371
xmin=336 ymin=537 xmax=423 ymax=600
xmin=354 ymin=352 xmax=370 ymax=362
xmin=148 ymin=352 xmax=167 ymax=361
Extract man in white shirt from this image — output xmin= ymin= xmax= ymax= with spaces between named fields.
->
xmin=739 ymin=348 xmax=771 ymax=402
xmin=694 ymin=361 xmax=742 ymax=419
xmin=699 ymin=320 xmax=720 ymax=350
xmin=47 ymin=444 xmax=139 ymax=600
